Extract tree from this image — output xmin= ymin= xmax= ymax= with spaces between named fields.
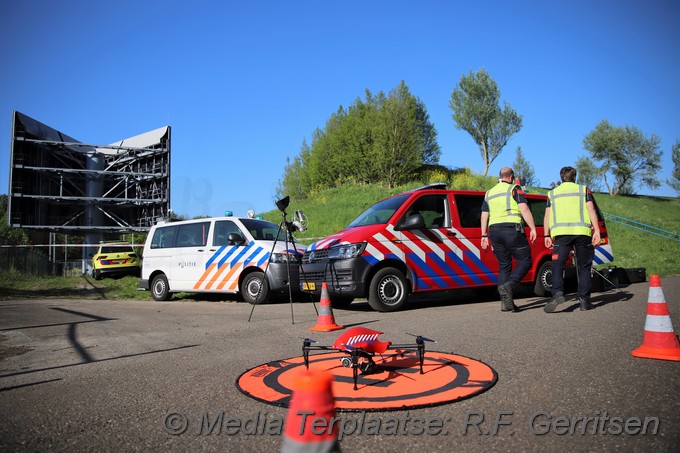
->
xmin=277 ymin=81 xmax=440 ymax=197
xmin=583 ymin=120 xmax=663 ymax=196
xmin=372 ymin=81 xmax=441 ymax=188
xmin=669 ymin=139 xmax=680 ymax=194
xmin=574 ymin=156 xmax=603 ymax=191
xmin=511 ymin=146 xmax=538 ymax=186
xmin=449 ymin=68 xmax=523 ymax=176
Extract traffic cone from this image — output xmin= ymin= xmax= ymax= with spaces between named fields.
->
xmin=632 ymin=275 xmax=680 ymax=361
xmin=281 ymin=369 xmax=340 ymax=453
xmin=310 ymin=282 xmax=343 ymax=332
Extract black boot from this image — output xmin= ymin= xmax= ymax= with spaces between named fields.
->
xmin=499 ymin=281 xmax=519 ymax=312
xmin=579 ymin=298 xmax=594 ymax=311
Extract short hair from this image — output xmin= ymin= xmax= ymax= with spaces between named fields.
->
xmin=499 ymin=168 xmax=514 ymax=179
xmin=560 ymin=166 xmax=577 ymax=183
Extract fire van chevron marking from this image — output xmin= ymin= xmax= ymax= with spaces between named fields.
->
xmin=594 ymin=244 xmax=614 ymax=265
xmin=450 ymin=227 xmax=480 ymax=259
xmin=363 ymin=243 xmax=385 ymax=263
xmin=373 ymin=231 xmax=403 ymax=257
xmin=312 ymin=233 xmax=343 ymax=250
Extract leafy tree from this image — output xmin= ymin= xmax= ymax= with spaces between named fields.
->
xmin=373 ymin=82 xmax=441 ymax=188
xmin=574 ymin=156 xmax=603 ymax=191
xmin=278 ymin=81 xmax=440 ymax=196
xmin=511 ymin=146 xmax=538 ymax=186
xmin=583 ymin=120 xmax=663 ymax=196
xmin=449 ymin=68 xmax=523 ymax=176
xmin=669 ymin=139 xmax=680 ymax=194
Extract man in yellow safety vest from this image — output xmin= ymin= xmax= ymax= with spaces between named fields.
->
xmin=481 ymin=167 xmax=537 ymax=312
xmin=543 ymin=166 xmax=601 ymax=313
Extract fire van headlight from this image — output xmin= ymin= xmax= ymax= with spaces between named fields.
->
xmin=328 ymin=243 xmax=366 ymax=260
xmin=270 ymin=253 xmax=300 ymax=264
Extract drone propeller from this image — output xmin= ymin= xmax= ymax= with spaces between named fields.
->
xmin=291 ymin=210 xmax=308 ymax=233
xmin=406 ymin=333 xmax=437 ymax=343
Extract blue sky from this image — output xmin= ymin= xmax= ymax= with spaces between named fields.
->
xmin=1 ymin=0 xmax=678 ymax=219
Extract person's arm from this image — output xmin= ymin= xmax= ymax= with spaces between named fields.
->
xmin=586 ymin=200 xmax=601 ymax=246
xmin=518 ymin=203 xmax=537 ymax=243
xmin=480 ymin=211 xmax=490 ymax=250
xmin=543 ymin=206 xmax=553 ymax=248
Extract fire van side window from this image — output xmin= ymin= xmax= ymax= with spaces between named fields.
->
xmin=454 ymin=194 xmax=484 ymax=228
xmin=402 ymin=194 xmax=448 ymax=229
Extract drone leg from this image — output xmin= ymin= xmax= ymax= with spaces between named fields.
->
xmin=418 ymin=343 xmax=425 ymax=374
xmin=303 ymin=346 xmax=310 ymax=369
xmin=352 ymin=350 xmax=359 ymax=390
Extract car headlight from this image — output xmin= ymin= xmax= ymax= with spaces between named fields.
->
xmin=328 ymin=243 xmax=366 ymax=260
xmin=270 ymin=253 xmax=300 ymax=264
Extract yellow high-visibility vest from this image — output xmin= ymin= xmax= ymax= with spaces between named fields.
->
xmin=547 ymin=182 xmax=592 ymax=237
xmin=485 ymin=182 xmax=521 ymax=226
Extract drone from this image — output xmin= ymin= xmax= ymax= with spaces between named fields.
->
xmin=302 ymin=326 xmax=436 ymax=390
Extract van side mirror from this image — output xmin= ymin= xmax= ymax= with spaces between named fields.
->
xmin=228 ymin=232 xmax=246 ymax=245
xmin=396 ymin=213 xmax=425 ymax=231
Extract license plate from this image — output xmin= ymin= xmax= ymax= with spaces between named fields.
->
xmin=302 ymin=282 xmax=316 ymax=291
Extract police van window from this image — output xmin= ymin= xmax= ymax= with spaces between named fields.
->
xmin=176 ymin=222 xmax=210 ymax=247
xmin=241 ymin=218 xmax=286 ymax=241
xmin=151 ymin=225 xmax=177 ymax=249
xmin=454 ymin=194 xmax=484 ymax=228
xmin=403 ymin=194 xmax=448 ymax=229
xmin=213 ymin=221 xmax=243 ymax=246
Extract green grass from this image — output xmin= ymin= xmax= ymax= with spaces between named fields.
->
xmin=1 ymin=183 xmax=678 ymax=300
xmin=0 ymin=270 xmax=149 ymax=301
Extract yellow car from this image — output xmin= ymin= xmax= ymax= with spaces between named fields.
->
xmin=91 ymin=242 xmax=141 ymax=280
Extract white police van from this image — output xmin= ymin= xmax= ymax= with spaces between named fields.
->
xmin=139 ymin=215 xmax=302 ymax=303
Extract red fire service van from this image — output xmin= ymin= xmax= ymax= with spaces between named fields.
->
xmin=300 ymin=183 xmax=613 ymax=311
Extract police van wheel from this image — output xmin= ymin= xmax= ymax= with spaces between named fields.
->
xmin=151 ymin=274 xmax=172 ymax=301
xmin=534 ymin=261 xmax=552 ymax=297
xmin=368 ymin=267 xmax=408 ymax=312
xmin=242 ymin=271 xmax=269 ymax=304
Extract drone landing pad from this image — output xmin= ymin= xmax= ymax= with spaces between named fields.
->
xmin=236 ymin=350 xmax=497 ymax=412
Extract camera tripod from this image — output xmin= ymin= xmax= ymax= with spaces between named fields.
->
xmin=247 ymin=198 xmax=317 ymax=323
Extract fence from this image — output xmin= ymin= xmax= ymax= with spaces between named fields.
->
xmin=0 ymin=245 xmax=62 ymax=276
xmin=602 ymin=212 xmax=680 ymax=243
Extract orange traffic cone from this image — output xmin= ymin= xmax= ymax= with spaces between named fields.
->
xmin=310 ymin=282 xmax=343 ymax=332
xmin=281 ymin=369 xmax=340 ymax=453
xmin=632 ymin=275 xmax=680 ymax=361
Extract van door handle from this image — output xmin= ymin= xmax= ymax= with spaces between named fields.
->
xmin=447 ymin=231 xmax=457 ymax=237
xmin=209 ymin=249 xmax=217 ymax=252
xmin=198 ymin=249 xmax=205 ymax=252
xmin=390 ymin=239 xmax=402 ymax=244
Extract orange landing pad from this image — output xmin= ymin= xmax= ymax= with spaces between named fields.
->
xmin=236 ymin=350 xmax=497 ymax=411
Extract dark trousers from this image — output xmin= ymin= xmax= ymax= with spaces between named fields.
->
xmin=489 ymin=226 xmax=532 ymax=286
xmin=551 ymin=235 xmax=595 ymax=300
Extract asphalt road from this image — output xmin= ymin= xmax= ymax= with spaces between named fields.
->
xmin=1 ymin=277 xmax=679 ymax=452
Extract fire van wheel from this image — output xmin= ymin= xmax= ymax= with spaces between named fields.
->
xmin=242 ymin=271 xmax=270 ymax=304
xmin=151 ymin=274 xmax=172 ymax=301
xmin=368 ymin=267 xmax=408 ymax=312
xmin=534 ymin=261 xmax=552 ymax=297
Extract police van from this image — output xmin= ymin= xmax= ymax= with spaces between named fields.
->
xmin=300 ymin=183 xmax=613 ymax=312
xmin=139 ymin=215 xmax=302 ymax=303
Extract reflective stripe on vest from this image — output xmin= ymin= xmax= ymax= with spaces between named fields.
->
xmin=485 ymin=182 xmax=521 ymax=226
xmin=548 ymin=182 xmax=591 ymax=236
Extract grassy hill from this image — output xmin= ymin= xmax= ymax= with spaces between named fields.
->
xmin=263 ymin=182 xmax=680 ymax=277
